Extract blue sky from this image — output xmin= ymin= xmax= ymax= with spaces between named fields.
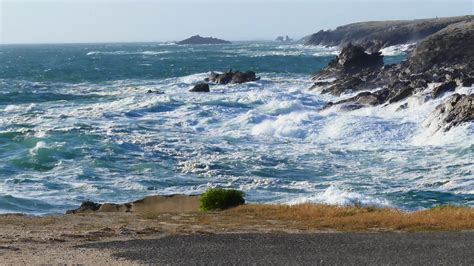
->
xmin=0 ymin=0 xmax=472 ymax=44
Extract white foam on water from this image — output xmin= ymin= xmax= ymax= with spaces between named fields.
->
xmin=1 ymin=57 xmax=473 ymax=214
xmin=289 ymin=186 xmax=391 ymax=207
xmin=380 ymin=43 xmax=415 ymax=56
xmin=251 ymin=112 xmax=311 ymax=138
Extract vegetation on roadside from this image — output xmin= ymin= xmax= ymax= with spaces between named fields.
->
xmin=199 ymin=188 xmax=245 ymax=211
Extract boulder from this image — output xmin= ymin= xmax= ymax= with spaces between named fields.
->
xmin=66 ymin=201 xmax=101 ymax=214
xmin=190 ymin=83 xmax=210 ymax=92
xmin=428 ymin=93 xmax=474 ymax=131
xmin=431 ymin=81 xmax=457 ymax=98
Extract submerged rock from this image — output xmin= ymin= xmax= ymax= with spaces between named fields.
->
xmin=207 ymin=70 xmax=260 ymax=85
xmin=190 ymin=83 xmax=210 ymax=92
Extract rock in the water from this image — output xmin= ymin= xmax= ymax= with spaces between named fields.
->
xmin=190 ymin=83 xmax=210 ymax=92
xmin=147 ymin=89 xmax=164 ymax=94
xmin=177 ymin=35 xmax=231 ymax=45
xmin=207 ymin=70 xmax=260 ymax=85
xmin=431 ymin=81 xmax=457 ymax=98
xmin=428 ymin=93 xmax=474 ymax=131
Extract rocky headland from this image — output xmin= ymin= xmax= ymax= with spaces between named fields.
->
xmin=177 ymin=35 xmax=231 ymax=45
xmin=311 ymin=18 xmax=473 ymax=132
xmin=304 ymin=15 xmax=473 ymax=52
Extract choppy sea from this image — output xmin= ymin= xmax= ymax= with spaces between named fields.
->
xmin=0 ymin=42 xmax=472 ymax=214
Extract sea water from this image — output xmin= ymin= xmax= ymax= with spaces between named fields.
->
xmin=0 ymin=42 xmax=472 ymax=214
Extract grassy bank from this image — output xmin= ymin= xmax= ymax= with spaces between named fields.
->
xmin=197 ymin=204 xmax=474 ymax=232
xmin=1 ymin=203 xmax=473 ymax=234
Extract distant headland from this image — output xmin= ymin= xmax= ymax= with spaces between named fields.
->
xmin=177 ymin=35 xmax=231 ymax=45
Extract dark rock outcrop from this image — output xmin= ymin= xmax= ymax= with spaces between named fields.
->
xmin=147 ymin=90 xmax=164 ymax=94
xmin=432 ymin=81 xmax=457 ymax=98
xmin=304 ymin=16 xmax=472 ymax=52
xmin=66 ymin=201 xmax=101 ymax=214
xmin=314 ymin=44 xmax=383 ymax=80
xmin=177 ymin=35 xmax=231 ymax=45
xmin=206 ymin=70 xmax=260 ymax=85
xmin=190 ymin=83 xmax=210 ymax=92
xmin=428 ymin=94 xmax=474 ymax=131
xmin=311 ymin=44 xmax=384 ymax=95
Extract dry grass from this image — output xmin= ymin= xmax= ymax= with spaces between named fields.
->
xmin=211 ymin=204 xmax=474 ymax=232
xmin=0 ymin=204 xmax=472 ymax=234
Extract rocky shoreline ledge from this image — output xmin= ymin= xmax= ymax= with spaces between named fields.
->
xmin=310 ymin=17 xmax=473 ymax=133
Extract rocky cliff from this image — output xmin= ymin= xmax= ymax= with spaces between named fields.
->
xmin=304 ymin=16 xmax=473 ymax=52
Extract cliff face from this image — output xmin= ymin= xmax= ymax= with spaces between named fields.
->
xmin=304 ymin=16 xmax=473 ymax=52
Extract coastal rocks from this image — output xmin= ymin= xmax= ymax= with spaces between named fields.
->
xmin=206 ymin=70 xmax=260 ymax=84
xmin=177 ymin=35 xmax=231 ymax=45
xmin=311 ymin=44 xmax=384 ymax=95
xmin=313 ymin=44 xmax=383 ymax=81
xmin=66 ymin=195 xmax=201 ymax=214
xmin=276 ymin=35 xmax=292 ymax=42
xmin=323 ymin=88 xmax=389 ymax=110
xmin=190 ymin=83 xmax=210 ymax=92
xmin=427 ymin=94 xmax=474 ymax=131
xmin=311 ymin=17 xmax=473 ymax=134
xmin=407 ymin=20 xmax=474 ymax=72
xmin=66 ymin=201 xmax=101 ymax=214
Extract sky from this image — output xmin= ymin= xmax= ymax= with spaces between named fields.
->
xmin=0 ymin=0 xmax=472 ymax=44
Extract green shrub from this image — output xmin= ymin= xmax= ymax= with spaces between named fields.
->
xmin=200 ymin=188 xmax=245 ymax=211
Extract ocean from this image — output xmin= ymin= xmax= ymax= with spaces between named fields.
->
xmin=0 ymin=42 xmax=472 ymax=214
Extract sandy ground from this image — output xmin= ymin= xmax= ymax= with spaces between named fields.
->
xmin=0 ymin=211 xmax=302 ymax=264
